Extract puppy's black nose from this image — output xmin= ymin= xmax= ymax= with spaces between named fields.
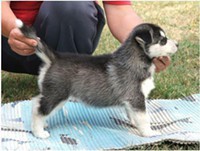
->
xmin=176 ymin=43 xmax=179 ymax=47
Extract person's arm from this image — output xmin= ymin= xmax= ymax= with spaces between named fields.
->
xmin=103 ymin=4 xmax=170 ymax=72
xmin=103 ymin=4 xmax=142 ymax=43
xmin=2 ymin=1 xmax=37 ymax=56
xmin=2 ymin=1 xmax=16 ymax=37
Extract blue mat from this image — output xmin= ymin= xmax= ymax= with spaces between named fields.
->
xmin=1 ymin=94 xmax=200 ymax=150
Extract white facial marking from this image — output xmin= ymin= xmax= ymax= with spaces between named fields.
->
xmin=160 ymin=30 xmax=166 ymax=37
xmin=148 ymin=39 xmax=178 ymax=58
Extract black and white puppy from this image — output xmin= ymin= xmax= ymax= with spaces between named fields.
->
xmin=16 ymin=19 xmax=178 ymax=139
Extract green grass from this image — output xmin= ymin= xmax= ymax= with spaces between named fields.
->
xmin=2 ymin=72 xmax=38 ymax=103
xmin=150 ymin=39 xmax=199 ymax=99
xmin=1 ymin=1 xmax=199 ymax=150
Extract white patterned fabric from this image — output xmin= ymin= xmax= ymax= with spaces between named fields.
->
xmin=1 ymin=94 xmax=200 ymax=150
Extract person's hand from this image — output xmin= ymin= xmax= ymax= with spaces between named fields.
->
xmin=8 ymin=27 xmax=37 ymax=56
xmin=153 ymin=56 xmax=171 ymax=73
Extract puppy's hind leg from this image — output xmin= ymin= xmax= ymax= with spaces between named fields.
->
xmin=31 ymin=94 xmax=67 ymax=139
xmin=31 ymin=95 xmax=50 ymax=139
xmin=124 ymin=98 xmax=160 ymax=137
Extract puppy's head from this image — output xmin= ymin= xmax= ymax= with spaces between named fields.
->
xmin=133 ymin=23 xmax=178 ymax=58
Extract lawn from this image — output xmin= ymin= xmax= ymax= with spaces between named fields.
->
xmin=1 ymin=1 xmax=199 ymax=150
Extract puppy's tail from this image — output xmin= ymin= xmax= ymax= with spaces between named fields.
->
xmin=15 ymin=19 xmax=56 ymax=64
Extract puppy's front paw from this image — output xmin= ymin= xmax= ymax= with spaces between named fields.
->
xmin=33 ymin=130 xmax=50 ymax=139
xmin=44 ymin=122 xmax=48 ymax=128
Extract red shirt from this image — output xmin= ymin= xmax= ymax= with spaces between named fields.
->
xmin=10 ymin=1 xmax=43 ymax=26
xmin=103 ymin=1 xmax=131 ymax=5
xmin=10 ymin=1 xmax=131 ymax=26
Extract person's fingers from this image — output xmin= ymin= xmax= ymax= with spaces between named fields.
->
xmin=9 ymin=28 xmax=38 ymax=47
xmin=10 ymin=47 xmax=35 ymax=56
xmin=8 ymin=37 xmax=35 ymax=55
xmin=8 ymin=28 xmax=37 ymax=56
xmin=153 ymin=58 xmax=165 ymax=72
xmin=158 ymin=56 xmax=171 ymax=67
xmin=153 ymin=56 xmax=171 ymax=73
xmin=8 ymin=38 xmax=35 ymax=51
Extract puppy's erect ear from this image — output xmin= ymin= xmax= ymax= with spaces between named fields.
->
xmin=135 ymin=36 xmax=145 ymax=48
xmin=135 ymin=29 xmax=153 ymax=48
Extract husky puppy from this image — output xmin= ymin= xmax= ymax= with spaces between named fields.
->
xmin=16 ymin=19 xmax=178 ymax=139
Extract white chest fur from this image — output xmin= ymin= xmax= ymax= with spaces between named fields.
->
xmin=141 ymin=64 xmax=156 ymax=99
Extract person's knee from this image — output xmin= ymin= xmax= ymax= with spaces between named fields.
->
xmin=38 ymin=1 xmax=99 ymax=54
xmin=45 ymin=1 xmax=97 ymax=25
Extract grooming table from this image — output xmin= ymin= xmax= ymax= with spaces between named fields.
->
xmin=1 ymin=94 xmax=200 ymax=150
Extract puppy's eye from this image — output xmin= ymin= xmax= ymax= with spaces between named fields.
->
xmin=160 ymin=37 xmax=167 ymax=45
